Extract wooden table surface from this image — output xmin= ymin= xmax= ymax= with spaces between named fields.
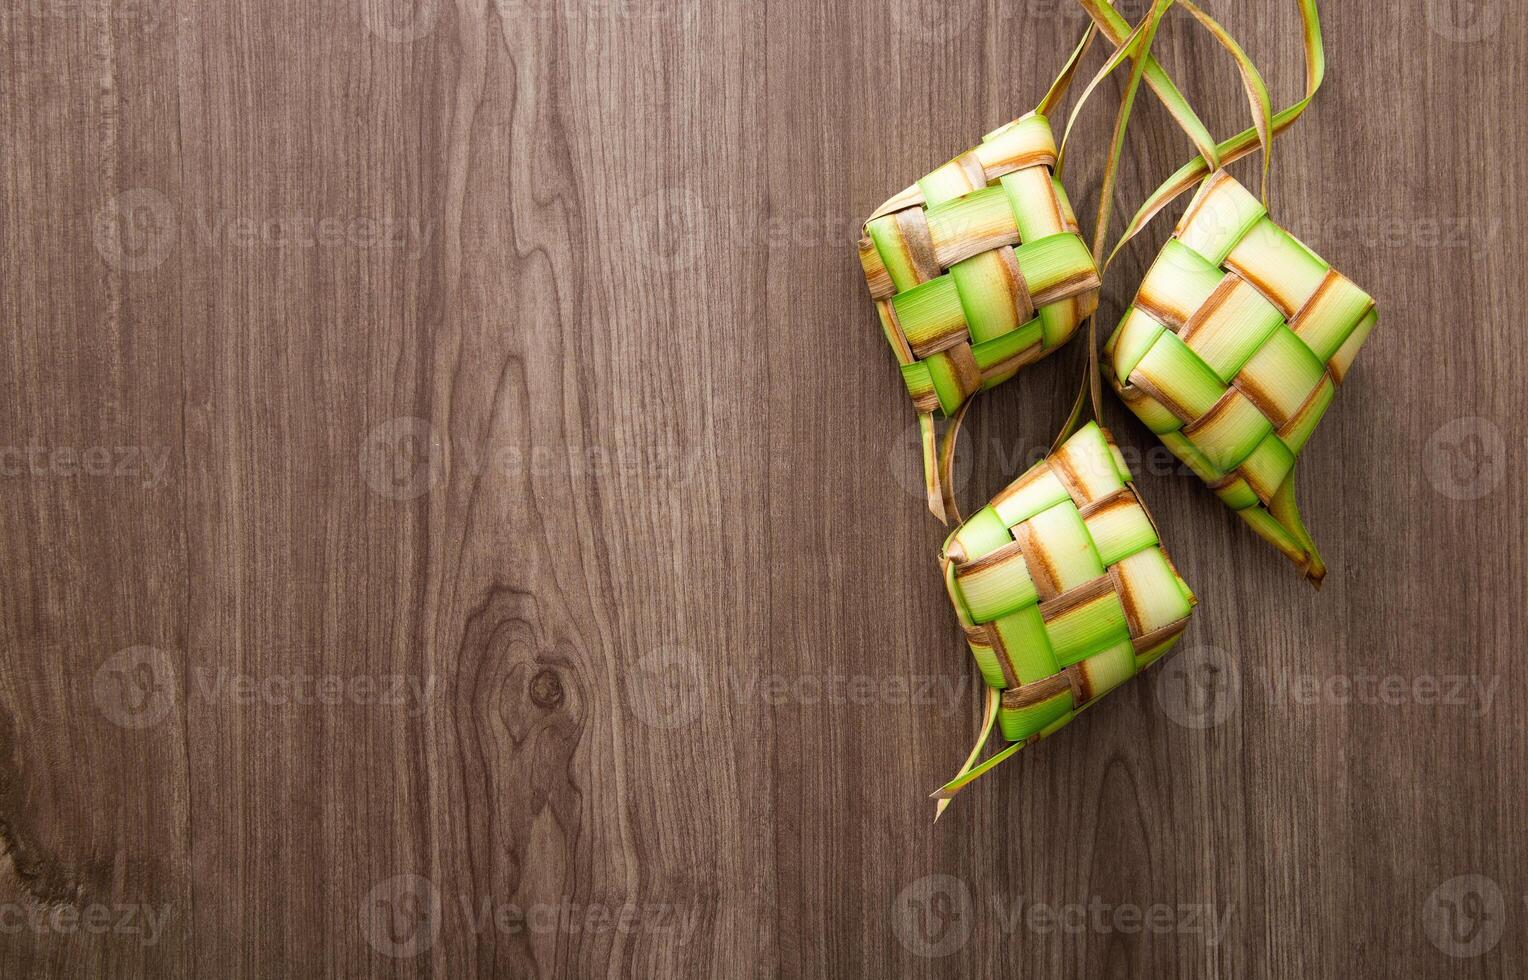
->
xmin=2 ymin=0 xmax=1523 ymax=976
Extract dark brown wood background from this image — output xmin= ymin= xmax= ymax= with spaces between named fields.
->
xmin=1 ymin=0 xmax=1523 ymax=976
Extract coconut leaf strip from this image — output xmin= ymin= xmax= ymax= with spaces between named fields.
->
xmin=1176 ymin=0 xmax=1273 ymax=203
xmin=1054 ymin=0 xmax=1174 ymax=449
xmin=1290 ymin=270 xmax=1375 ymax=363
xmin=1072 ymin=0 xmax=1220 ymax=171
xmin=1089 ymin=0 xmax=1173 ymax=269
xmin=1109 ymin=0 xmax=1325 ymax=266
xmin=919 ymin=413 xmax=946 ymax=524
xmin=1269 ymin=468 xmax=1326 ymax=587
xmin=1175 ymin=171 xmax=1268 ymax=268
xmin=933 ymin=684 xmax=1004 ymax=818
xmin=1083 ymin=494 xmax=1159 ymax=566
xmin=1050 ymin=365 xmax=1092 ymax=456
xmin=931 ymin=734 xmax=1027 ymax=804
xmin=1082 ymin=0 xmax=1177 ymax=421
xmin=1057 ymin=0 xmax=1173 ymax=179
xmin=1036 ymin=23 xmax=1099 ymax=118
xmin=937 ymin=399 xmax=972 ymax=525
xmin=1330 ymin=308 xmax=1377 ymax=384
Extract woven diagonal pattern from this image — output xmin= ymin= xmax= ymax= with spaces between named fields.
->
xmin=940 ymin=422 xmax=1196 ymax=743
xmin=858 ymin=114 xmax=1103 ymax=418
xmin=1104 ymin=171 xmax=1377 ymax=572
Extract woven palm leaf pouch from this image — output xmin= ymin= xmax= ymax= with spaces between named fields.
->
xmin=1104 ymin=170 xmax=1375 ymax=586
xmin=855 ymin=36 xmax=1105 ymax=525
xmin=934 ymin=421 xmax=1197 ymax=799
xmin=1095 ymin=0 xmax=1368 ymax=587
xmin=855 ymin=0 xmax=1246 ymax=525
xmin=856 ymin=6 xmax=1232 ymax=525
xmin=859 ymin=112 xmax=1099 ymax=418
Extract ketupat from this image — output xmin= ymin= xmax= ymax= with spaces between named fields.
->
xmin=932 ymin=421 xmax=1196 ymax=802
xmin=856 ymin=1 xmax=1225 ymax=526
xmin=857 ymin=112 xmax=1101 ymax=524
xmin=853 ymin=18 xmax=1116 ymax=527
xmin=1103 ymin=170 xmax=1376 ymax=585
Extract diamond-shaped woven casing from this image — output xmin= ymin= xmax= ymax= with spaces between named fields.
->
xmin=1104 ymin=171 xmax=1377 ymax=580
xmin=940 ymin=422 xmax=1196 ymax=743
xmin=858 ymin=113 xmax=1102 ymax=418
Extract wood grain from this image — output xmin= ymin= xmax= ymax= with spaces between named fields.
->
xmin=0 ymin=0 xmax=1523 ymax=976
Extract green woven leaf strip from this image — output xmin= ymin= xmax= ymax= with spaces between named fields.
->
xmin=1108 ymin=0 xmax=1326 ymax=267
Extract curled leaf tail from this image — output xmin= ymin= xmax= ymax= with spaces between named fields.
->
xmin=933 ymin=685 xmax=1011 ymax=821
xmin=1269 ymin=470 xmax=1326 ymax=588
